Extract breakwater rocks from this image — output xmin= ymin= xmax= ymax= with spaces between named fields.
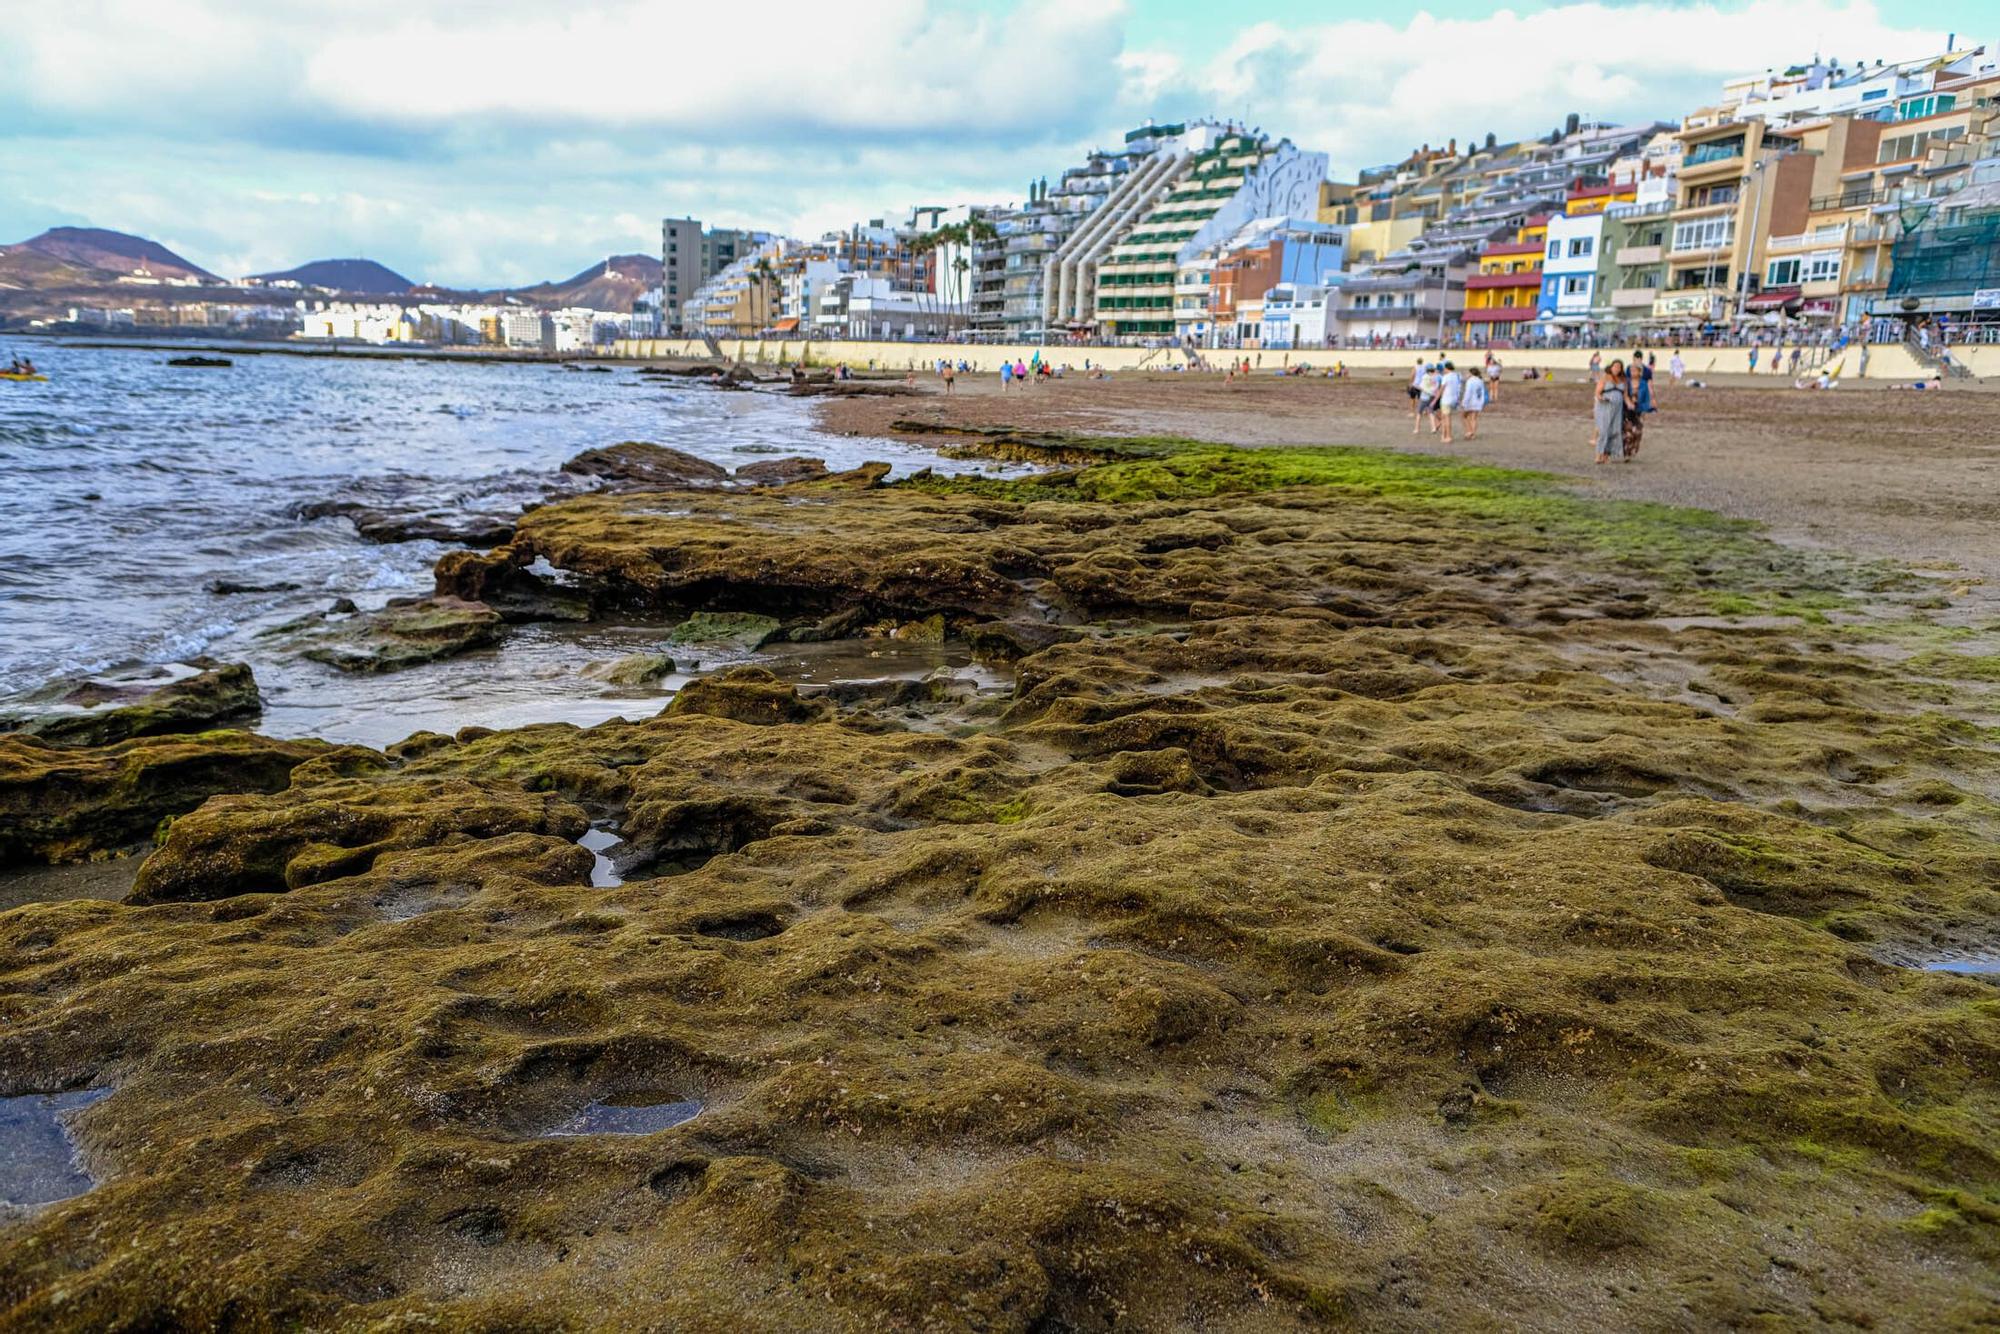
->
xmin=1 ymin=439 xmax=1997 ymax=1326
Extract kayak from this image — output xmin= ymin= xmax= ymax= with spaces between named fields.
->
xmin=0 ymin=372 xmax=47 ymax=382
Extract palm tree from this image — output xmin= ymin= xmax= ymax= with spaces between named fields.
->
xmin=750 ymin=256 xmax=777 ymax=336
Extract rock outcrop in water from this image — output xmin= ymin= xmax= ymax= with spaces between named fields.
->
xmin=1 ymin=439 xmax=1997 ymax=1327
xmin=275 ymin=595 xmax=505 ymax=673
xmin=0 ymin=660 xmax=260 ymax=747
xmin=561 ymin=441 xmax=730 ymax=489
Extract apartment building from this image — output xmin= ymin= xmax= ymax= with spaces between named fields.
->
xmin=1045 ymin=124 xmax=1327 ymax=339
xmin=1175 ymin=216 xmax=1345 ymax=346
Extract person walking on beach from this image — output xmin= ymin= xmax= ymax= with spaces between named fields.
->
xmin=1632 ymin=350 xmax=1655 ymax=417
xmin=1014 ymin=358 xmax=1030 ymax=386
xmin=1408 ymin=358 xmax=1425 ymax=423
xmin=1001 ymin=359 xmax=1014 ymax=390
xmin=1747 ymin=344 xmax=1759 ymax=374
xmin=1460 ymin=363 xmax=1488 ymax=438
xmin=942 ymin=363 xmax=956 ymax=394
xmin=1669 ymin=349 xmax=1684 ymax=386
xmin=1622 ymin=360 xmax=1646 ymax=458
xmin=1588 ymin=350 xmax=1602 ymax=377
xmin=1483 ymin=351 xmax=1501 ymax=403
xmin=1593 ymin=358 xmax=1628 ymax=465
xmin=1413 ymin=363 xmax=1440 ymax=435
xmin=1436 ymin=361 xmax=1463 ymax=443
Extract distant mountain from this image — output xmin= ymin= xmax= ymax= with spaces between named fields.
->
xmin=4 ymin=226 xmax=219 ymax=283
xmin=248 ymin=258 xmax=412 ymax=293
xmin=501 ymin=254 xmax=663 ymax=313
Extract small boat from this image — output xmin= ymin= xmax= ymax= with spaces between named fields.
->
xmin=167 ymin=356 xmax=231 ymax=368
xmin=0 ymin=371 xmax=48 ymax=382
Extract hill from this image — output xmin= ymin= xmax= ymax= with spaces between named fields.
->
xmin=247 ymin=258 xmax=412 ymax=293
xmin=502 ymin=254 xmax=662 ymax=313
xmin=4 ymin=226 xmax=218 ymax=283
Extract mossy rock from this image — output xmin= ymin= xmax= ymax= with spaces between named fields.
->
xmin=0 ymin=660 xmax=260 ymax=747
xmin=0 ymin=729 xmax=322 ymax=865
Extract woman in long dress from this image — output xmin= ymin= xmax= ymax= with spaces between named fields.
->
xmin=1594 ymin=359 xmax=1627 ymax=465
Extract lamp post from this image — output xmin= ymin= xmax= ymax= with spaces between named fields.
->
xmin=1733 ymin=158 xmax=1767 ymax=329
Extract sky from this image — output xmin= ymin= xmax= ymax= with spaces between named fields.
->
xmin=0 ymin=0 xmax=1988 ymax=286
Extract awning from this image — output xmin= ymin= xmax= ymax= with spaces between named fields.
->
xmin=1460 ymin=307 xmax=1533 ymax=323
xmin=1744 ymin=287 xmax=1801 ymax=312
xmin=772 ymin=317 xmax=800 ymax=332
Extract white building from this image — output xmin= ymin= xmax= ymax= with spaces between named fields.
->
xmin=1259 ymin=283 xmax=1335 ymax=348
xmin=1540 ymin=212 xmax=1607 ymax=327
xmin=295 ymin=301 xmax=418 ymax=343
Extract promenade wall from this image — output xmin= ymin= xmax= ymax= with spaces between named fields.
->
xmin=611 ymin=338 xmax=1945 ymax=382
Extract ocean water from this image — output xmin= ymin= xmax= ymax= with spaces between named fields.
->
xmin=0 ymin=339 xmax=988 ymax=746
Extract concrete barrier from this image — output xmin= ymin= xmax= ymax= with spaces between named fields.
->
xmin=610 ymin=338 xmax=1189 ymax=373
xmin=609 ymin=338 xmax=1949 ymax=382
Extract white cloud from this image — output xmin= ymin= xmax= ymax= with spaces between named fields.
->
xmin=0 ymin=0 xmax=1964 ymax=284
xmin=1120 ymin=1 xmax=1949 ymax=174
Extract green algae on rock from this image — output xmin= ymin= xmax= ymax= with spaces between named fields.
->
xmin=0 ymin=730 xmax=323 ymax=866
xmin=0 ymin=439 xmax=1996 ymax=1328
xmin=0 ymin=660 xmax=261 ymax=748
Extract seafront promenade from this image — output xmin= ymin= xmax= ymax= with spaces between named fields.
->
xmin=615 ymin=335 xmax=1959 ymax=381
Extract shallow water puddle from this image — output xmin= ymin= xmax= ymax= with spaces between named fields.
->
xmin=1921 ymin=956 xmax=2000 ymax=976
xmin=0 ymin=1089 xmax=109 ymax=1207
xmin=542 ymin=1099 xmax=701 ymax=1137
xmin=576 ymin=827 xmax=626 ymax=887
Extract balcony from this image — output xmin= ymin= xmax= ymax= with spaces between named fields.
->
xmin=1611 ymin=286 xmax=1660 ymax=308
xmin=1683 ymin=139 xmax=1747 ymax=170
xmin=1767 ymin=226 xmax=1845 ymax=251
xmin=1465 ymin=271 xmax=1543 ymax=289
xmin=1811 ymin=187 xmax=1890 ymax=211
xmin=1615 ymin=244 xmax=1663 ymax=266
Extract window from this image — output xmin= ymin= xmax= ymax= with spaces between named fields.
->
xmin=1765 ymin=257 xmax=1801 ymax=286
xmin=1805 ymin=250 xmax=1840 ymax=283
xmin=1562 ymin=275 xmax=1590 ymax=296
xmin=1879 ymin=125 xmax=1965 ymax=162
xmin=1672 ymin=216 xmax=1735 ymax=252
xmin=1547 ymin=241 xmax=1561 ymax=260
xmin=1896 ymin=94 xmax=1956 ymax=120
xmin=1567 ymin=237 xmax=1594 ymax=258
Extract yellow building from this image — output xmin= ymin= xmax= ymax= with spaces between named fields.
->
xmin=1461 ymin=216 xmax=1549 ymax=340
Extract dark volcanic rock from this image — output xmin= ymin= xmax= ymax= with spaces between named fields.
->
xmin=562 ymin=442 xmax=730 ymax=489
xmin=0 ymin=730 xmax=323 ymax=865
xmin=735 ymin=456 xmax=830 ymax=486
xmin=206 ymin=579 xmax=302 ymax=595
xmin=0 ymin=660 xmax=261 ymax=747
xmin=297 ymin=499 xmax=516 ymax=547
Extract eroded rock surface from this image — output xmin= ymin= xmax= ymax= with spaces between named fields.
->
xmin=0 ymin=730 xmax=322 ymax=865
xmin=2 ymin=441 xmax=1997 ymax=1328
xmin=0 ymin=660 xmax=260 ymax=747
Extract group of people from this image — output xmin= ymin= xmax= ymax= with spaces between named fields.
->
xmin=1590 ymin=352 xmax=1658 ymax=464
xmin=1407 ymin=356 xmax=1497 ymax=443
xmin=5 ymin=355 xmax=37 ymax=376
xmin=999 ymin=357 xmax=1058 ymax=388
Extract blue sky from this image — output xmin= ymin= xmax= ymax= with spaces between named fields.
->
xmin=0 ymin=1 xmax=1980 ymax=286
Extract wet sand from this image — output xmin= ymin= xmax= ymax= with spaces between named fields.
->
xmin=816 ymin=372 xmax=2000 ymax=597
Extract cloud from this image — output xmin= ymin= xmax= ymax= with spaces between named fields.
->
xmin=0 ymin=0 xmax=1962 ymax=285
xmin=1119 ymin=1 xmax=1949 ymax=172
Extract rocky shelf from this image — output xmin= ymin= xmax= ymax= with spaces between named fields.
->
xmin=1 ymin=436 xmax=1997 ymax=1327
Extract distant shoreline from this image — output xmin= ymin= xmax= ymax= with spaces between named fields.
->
xmin=39 ymin=337 xmax=610 ymax=364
